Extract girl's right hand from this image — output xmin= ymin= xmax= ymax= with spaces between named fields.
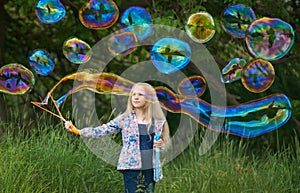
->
xmin=64 ymin=121 xmax=80 ymax=135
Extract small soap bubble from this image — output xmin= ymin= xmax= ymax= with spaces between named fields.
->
xmin=246 ymin=17 xmax=295 ymax=61
xmin=151 ymin=38 xmax=191 ymax=74
xmin=120 ymin=6 xmax=153 ymax=40
xmin=79 ymin=0 xmax=119 ymax=29
xmin=221 ymin=4 xmax=256 ymax=38
xmin=221 ymin=58 xmax=247 ymax=83
xmin=0 ymin=63 xmax=35 ymax=95
xmin=35 ymin=0 xmax=66 ymax=24
xmin=62 ymin=37 xmax=92 ymax=64
xmin=178 ymin=76 xmax=206 ymax=97
xmin=241 ymin=59 xmax=275 ymax=93
xmin=185 ymin=12 xmax=215 ymax=43
xmin=28 ymin=49 xmax=55 ymax=76
xmin=107 ymin=32 xmax=138 ymax=56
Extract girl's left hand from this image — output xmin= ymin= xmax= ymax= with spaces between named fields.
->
xmin=154 ymin=139 xmax=163 ymax=148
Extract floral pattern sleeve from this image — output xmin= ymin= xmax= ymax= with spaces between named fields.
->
xmin=79 ymin=118 xmax=120 ymax=138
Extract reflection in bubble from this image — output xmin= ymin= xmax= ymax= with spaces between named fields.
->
xmin=34 ymin=72 xmax=291 ymax=137
xmin=28 ymin=49 xmax=55 ymax=76
xmin=120 ymin=6 xmax=153 ymax=40
xmin=107 ymin=32 xmax=138 ymax=56
xmin=246 ymin=17 xmax=295 ymax=61
xmin=178 ymin=76 xmax=206 ymax=97
xmin=151 ymin=38 xmax=191 ymax=74
xmin=79 ymin=0 xmax=119 ymax=29
xmin=63 ymin=37 xmax=92 ymax=64
xmin=221 ymin=4 xmax=256 ymax=38
xmin=35 ymin=0 xmax=66 ymax=24
xmin=242 ymin=59 xmax=275 ymax=93
xmin=221 ymin=58 xmax=247 ymax=83
xmin=0 ymin=63 xmax=35 ymax=95
xmin=185 ymin=12 xmax=215 ymax=43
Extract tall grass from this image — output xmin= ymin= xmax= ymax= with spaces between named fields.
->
xmin=0 ymin=117 xmax=300 ymax=192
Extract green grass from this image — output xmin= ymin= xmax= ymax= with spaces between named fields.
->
xmin=0 ymin=121 xmax=300 ymax=193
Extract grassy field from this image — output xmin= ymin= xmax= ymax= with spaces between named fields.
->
xmin=0 ymin=120 xmax=300 ymax=193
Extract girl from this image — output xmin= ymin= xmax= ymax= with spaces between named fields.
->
xmin=65 ymin=82 xmax=170 ymax=193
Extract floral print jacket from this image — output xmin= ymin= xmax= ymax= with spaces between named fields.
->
xmin=79 ymin=111 xmax=165 ymax=181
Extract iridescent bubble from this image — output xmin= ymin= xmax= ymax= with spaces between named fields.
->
xmin=120 ymin=6 xmax=153 ymax=40
xmin=221 ymin=4 xmax=256 ymax=38
xmin=178 ymin=76 xmax=206 ymax=97
xmin=245 ymin=17 xmax=295 ymax=61
xmin=35 ymin=0 xmax=66 ymax=24
xmin=35 ymin=72 xmax=291 ymax=137
xmin=221 ymin=58 xmax=247 ymax=83
xmin=107 ymin=32 xmax=138 ymax=56
xmin=79 ymin=0 xmax=119 ymax=29
xmin=185 ymin=12 xmax=215 ymax=43
xmin=28 ymin=50 xmax=55 ymax=76
xmin=0 ymin=63 xmax=35 ymax=95
xmin=62 ymin=37 xmax=92 ymax=64
xmin=242 ymin=59 xmax=275 ymax=93
xmin=151 ymin=38 xmax=191 ymax=74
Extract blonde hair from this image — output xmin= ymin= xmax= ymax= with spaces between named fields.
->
xmin=122 ymin=82 xmax=170 ymax=145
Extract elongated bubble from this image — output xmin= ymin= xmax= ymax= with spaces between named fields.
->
xmin=35 ymin=0 xmax=66 ymax=24
xmin=185 ymin=12 xmax=215 ymax=43
xmin=0 ymin=63 xmax=35 ymax=95
xmin=221 ymin=58 xmax=247 ymax=83
xmin=63 ymin=37 xmax=92 ymax=64
xmin=151 ymin=38 xmax=191 ymax=74
xmin=28 ymin=49 xmax=55 ymax=76
xmin=107 ymin=32 xmax=138 ymax=56
xmin=241 ymin=59 xmax=275 ymax=93
xmin=35 ymin=72 xmax=291 ymax=137
xmin=221 ymin=4 xmax=256 ymax=38
xmin=79 ymin=0 xmax=119 ymax=29
xmin=246 ymin=17 xmax=295 ymax=61
xmin=120 ymin=6 xmax=153 ymax=40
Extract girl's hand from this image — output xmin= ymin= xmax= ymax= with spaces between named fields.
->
xmin=154 ymin=139 xmax=163 ymax=148
xmin=64 ymin=121 xmax=80 ymax=135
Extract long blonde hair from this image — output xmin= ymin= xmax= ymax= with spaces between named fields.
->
xmin=122 ymin=82 xmax=170 ymax=145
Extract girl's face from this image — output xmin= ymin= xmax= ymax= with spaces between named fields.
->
xmin=131 ymin=86 xmax=147 ymax=109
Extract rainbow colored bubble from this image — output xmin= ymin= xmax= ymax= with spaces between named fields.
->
xmin=35 ymin=72 xmax=291 ymax=138
xmin=120 ymin=6 xmax=153 ymax=40
xmin=79 ymin=0 xmax=119 ymax=29
xmin=178 ymin=76 xmax=206 ymax=97
xmin=185 ymin=12 xmax=215 ymax=43
xmin=28 ymin=50 xmax=55 ymax=76
xmin=0 ymin=63 xmax=35 ymax=95
xmin=221 ymin=4 xmax=256 ymax=38
xmin=246 ymin=17 xmax=295 ymax=61
xmin=242 ymin=59 xmax=275 ymax=93
xmin=221 ymin=58 xmax=247 ymax=83
xmin=62 ymin=37 xmax=92 ymax=64
xmin=35 ymin=0 xmax=66 ymax=24
xmin=151 ymin=38 xmax=191 ymax=74
xmin=107 ymin=32 xmax=138 ymax=56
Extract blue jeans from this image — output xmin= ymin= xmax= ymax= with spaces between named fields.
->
xmin=122 ymin=169 xmax=155 ymax=193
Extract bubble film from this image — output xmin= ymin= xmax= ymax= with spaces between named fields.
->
xmin=107 ymin=32 xmax=138 ymax=56
xmin=28 ymin=50 xmax=55 ymax=76
xmin=35 ymin=72 xmax=291 ymax=137
xmin=178 ymin=76 xmax=206 ymax=97
xmin=221 ymin=58 xmax=247 ymax=83
xmin=185 ymin=12 xmax=215 ymax=43
xmin=150 ymin=38 xmax=191 ymax=74
xmin=246 ymin=17 xmax=295 ymax=61
xmin=35 ymin=0 xmax=66 ymax=24
xmin=79 ymin=0 xmax=119 ymax=29
xmin=242 ymin=59 xmax=275 ymax=93
xmin=0 ymin=63 xmax=35 ymax=95
xmin=120 ymin=6 xmax=153 ymax=40
xmin=62 ymin=37 xmax=92 ymax=64
xmin=221 ymin=4 xmax=256 ymax=38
